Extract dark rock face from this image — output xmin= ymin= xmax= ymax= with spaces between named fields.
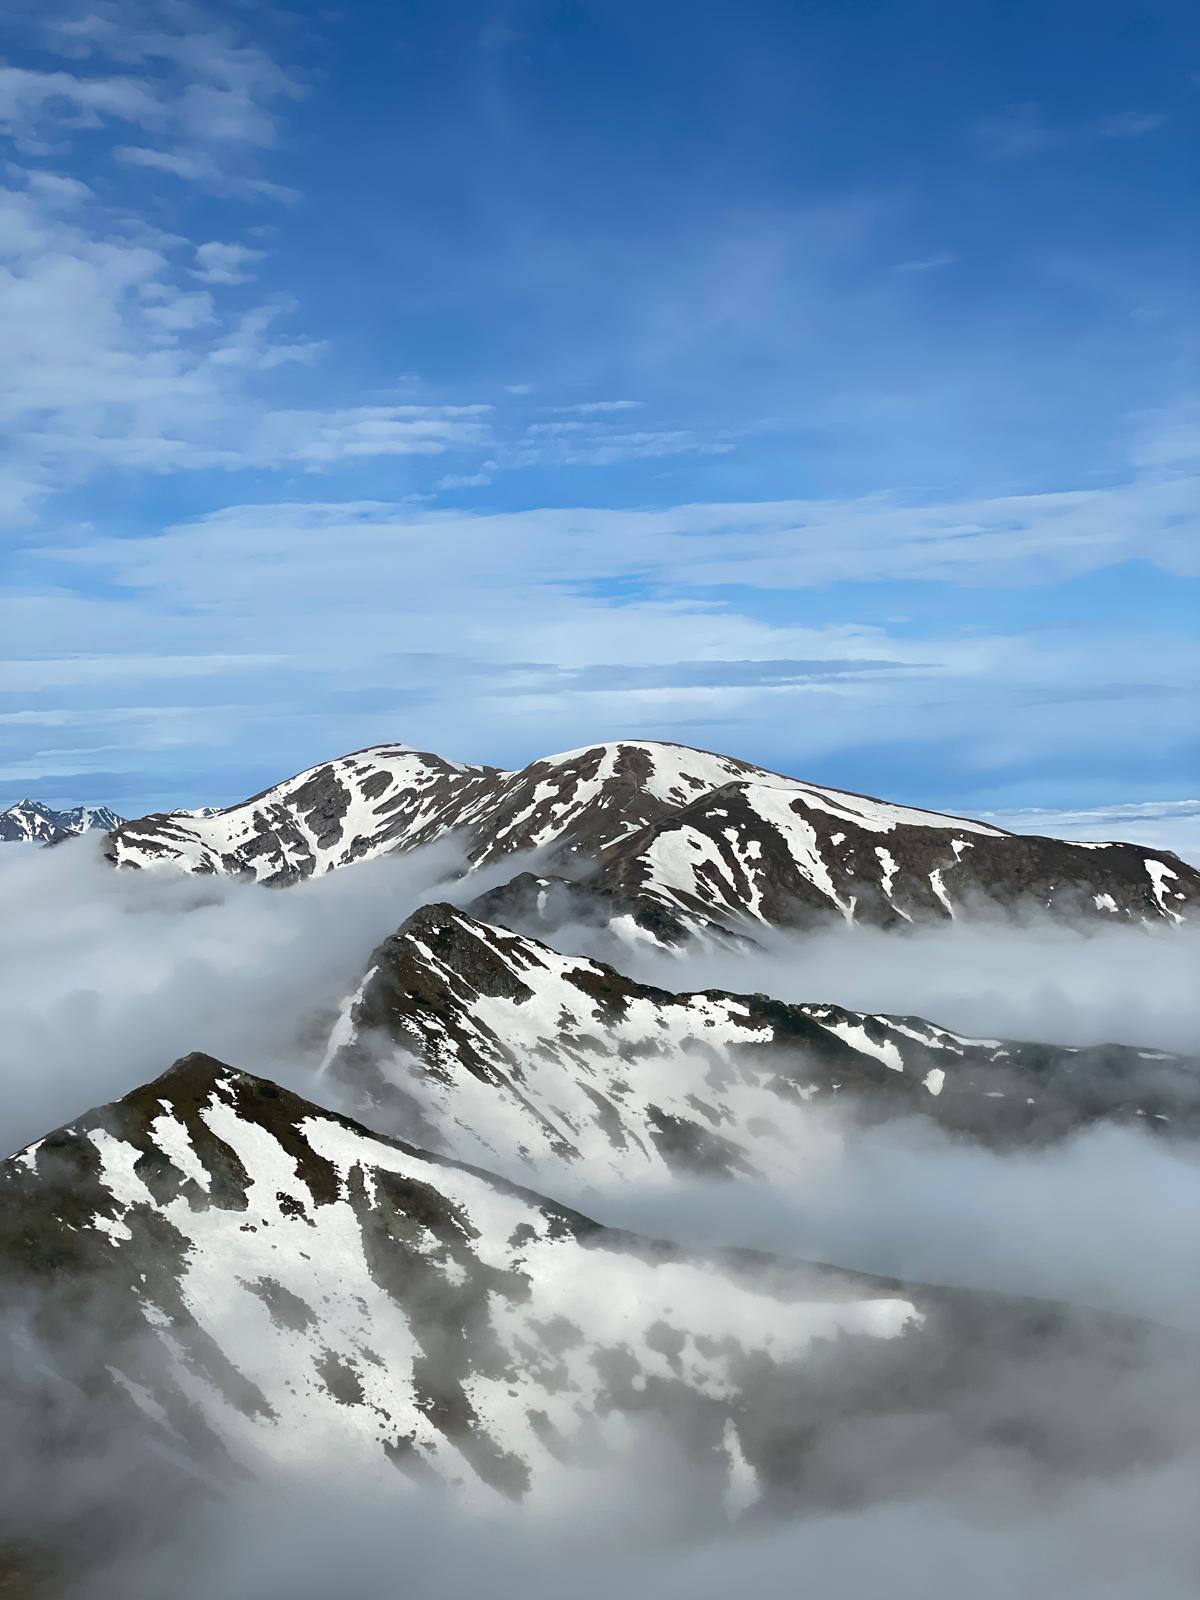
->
xmin=104 ymin=740 xmax=1199 ymax=933
xmin=0 ymin=801 xmax=123 ymax=845
xmin=4 ymin=1053 xmax=1195 ymax=1573
xmin=323 ymin=904 xmax=1200 ymax=1181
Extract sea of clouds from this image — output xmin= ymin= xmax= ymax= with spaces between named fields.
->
xmin=1 ymin=836 xmax=1197 ymax=1598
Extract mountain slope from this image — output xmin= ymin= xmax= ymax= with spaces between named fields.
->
xmin=102 ymin=741 xmax=799 ymax=884
xmin=582 ymin=776 xmax=1198 ymax=940
xmin=104 ymin=739 xmax=1199 ymax=930
xmin=321 ymin=904 xmax=1200 ymax=1185
xmin=105 ymin=745 xmax=504 ymax=883
xmin=4 ymin=1052 xmax=1190 ymax=1553
xmin=0 ymin=1054 xmax=925 ymax=1515
xmin=0 ymin=800 xmax=123 ymax=845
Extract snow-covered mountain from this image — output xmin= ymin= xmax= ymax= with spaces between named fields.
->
xmin=0 ymin=799 xmax=123 ymax=844
xmin=104 ymin=740 xmax=1199 ymax=933
xmin=4 ymin=1052 xmax=1185 ymax=1549
xmin=322 ymin=903 xmax=1200 ymax=1185
xmin=102 ymin=742 xmax=786 ymax=882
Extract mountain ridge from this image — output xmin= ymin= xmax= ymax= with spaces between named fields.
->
xmin=321 ymin=901 xmax=1200 ymax=1187
xmin=0 ymin=799 xmax=123 ymax=845
xmin=103 ymin=739 xmax=1199 ymax=936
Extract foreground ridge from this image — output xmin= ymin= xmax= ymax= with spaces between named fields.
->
xmin=5 ymin=1051 xmax=1193 ymax=1557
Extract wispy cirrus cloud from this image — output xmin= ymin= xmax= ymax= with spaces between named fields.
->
xmin=0 ymin=62 xmax=164 ymax=144
xmin=546 ymin=399 xmax=645 ymax=415
xmin=0 ymin=171 xmax=494 ymax=510
xmin=9 ymin=466 xmax=1196 ymax=808
xmin=897 ymin=252 xmax=956 ymax=273
xmin=28 ymin=0 xmax=303 ymax=192
xmin=974 ymin=101 xmax=1167 ymax=161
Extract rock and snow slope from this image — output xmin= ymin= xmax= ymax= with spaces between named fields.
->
xmin=104 ymin=739 xmax=1199 ymax=933
xmin=4 ymin=1053 xmax=1189 ymax=1538
xmin=321 ymin=904 xmax=1200 ymax=1185
xmin=581 ymin=776 xmax=1199 ymax=939
xmin=102 ymin=742 xmax=770 ymax=883
xmin=0 ymin=1053 xmax=921 ymax=1513
xmin=0 ymin=800 xmax=123 ymax=844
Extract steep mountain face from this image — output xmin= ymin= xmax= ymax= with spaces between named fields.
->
xmin=321 ymin=904 xmax=1200 ymax=1184
xmin=0 ymin=800 xmax=123 ymax=845
xmin=104 ymin=739 xmax=1199 ymax=931
xmin=4 ymin=1053 xmax=1190 ymax=1557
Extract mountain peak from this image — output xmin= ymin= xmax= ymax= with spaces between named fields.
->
xmin=0 ymin=798 xmax=123 ymax=844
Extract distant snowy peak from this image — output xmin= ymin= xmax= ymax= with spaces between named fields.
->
xmin=322 ymin=903 xmax=1200 ymax=1187
xmin=103 ymin=738 xmax=1200 ymax=929
xmin=0 ymin=798 xmax=123 ymax=844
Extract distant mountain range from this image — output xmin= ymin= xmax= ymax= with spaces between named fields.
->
xmin=105 ymin=739 xmax=1197 ymax=937
xmin=0 ymin=798 xmax=123 ymax=844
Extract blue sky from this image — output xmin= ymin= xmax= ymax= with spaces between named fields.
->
xmin=0 ymin=0 xmax=1196 ymax=819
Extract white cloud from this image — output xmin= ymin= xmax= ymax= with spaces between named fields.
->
xmin=0 ymin=653 xmax=289 ymax=692
xmin=9 ymin=1 xmax=303 ymax=197
xmin=436 ymin=466 xmax=496 ymax=490
xmin=192 ymin=239 xmax=263 ymax=285
xmin=1097 ymin=111 xmax=1167 ymax=139
xmin=11 ymin=479 xmax=1196 ymax=799
xmin=511 ymin=422 xmax=734 ymax=468
xmin=114 ymin=142 xmax=299 ymax=201
xmin=0 ymin=63 xmax=165 ymax=142
xmin=245 ymin=405 xmax=493 ymax=468
xmin=0 ymin=177 xmax=494 ymax=501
